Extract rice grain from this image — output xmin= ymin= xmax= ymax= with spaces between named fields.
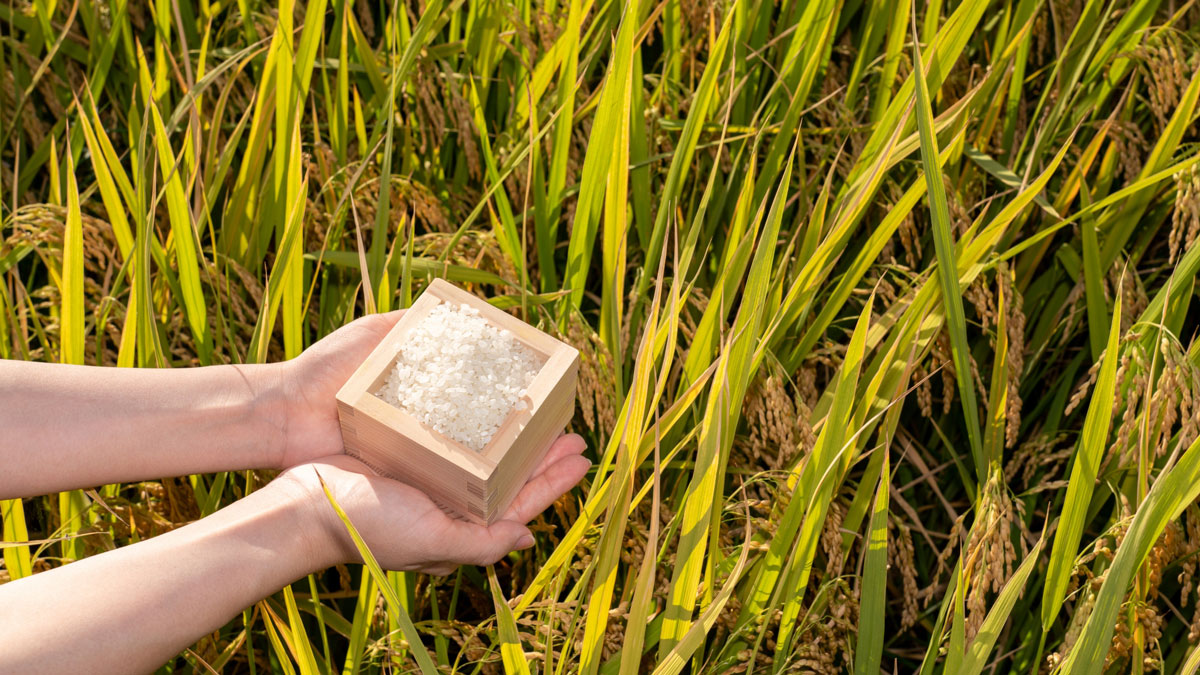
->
xmin=376 ymin=302 xmax=544 ymax=451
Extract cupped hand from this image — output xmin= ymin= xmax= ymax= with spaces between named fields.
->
xmin=275 ymin=311 xmax=405 ymax=469
xmin=281 ymin=433 xmax=590 ymax=575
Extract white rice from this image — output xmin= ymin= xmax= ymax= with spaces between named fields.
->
xmin=375 ymin=302 xmax=544 ymax=452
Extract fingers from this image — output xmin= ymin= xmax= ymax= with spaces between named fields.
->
xmin=357 ymin=308 xmax=406 ymax=338
xmin=530 ymin=433 xmax=588 ymax=477
xmin=308 ymin=453 xmax=381 ymax=476
xmin=302 ymin=457 xmax=530 ymax=569
xmin=301 ymin=435 xmax=587 ymax=572
xmin=439 ymin=518 xmax=534 ymax=567
xmin=501 ymin=452 xmax=591 ymax=525
xmin=500 ymin=434 xmax=588 ymax=524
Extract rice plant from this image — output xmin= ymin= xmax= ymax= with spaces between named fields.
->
xmin=3 ymin=0 xmax=1200 ymax=672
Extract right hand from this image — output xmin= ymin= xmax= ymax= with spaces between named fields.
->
xmin=278 ymin=433 xmax=590 ymax=575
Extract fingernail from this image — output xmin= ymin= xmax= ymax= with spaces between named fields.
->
xmin=517 ymin=534 xmax=535 ymax=549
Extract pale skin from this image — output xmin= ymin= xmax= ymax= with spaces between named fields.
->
xmin=0 ymin=310 xmax=591 ymax=674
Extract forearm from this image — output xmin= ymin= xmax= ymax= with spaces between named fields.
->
xmin=0 ymin=360 xmax=288 ymax=498
xmin=0 ymin=480 xmax=334 ymax=674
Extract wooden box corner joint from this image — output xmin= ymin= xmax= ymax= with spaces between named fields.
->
xmin=334 ymin=278 xmax=580 ymax=525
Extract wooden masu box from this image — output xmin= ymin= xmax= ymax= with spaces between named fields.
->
xmin=335 ymin=279 xmax=580 ymax=525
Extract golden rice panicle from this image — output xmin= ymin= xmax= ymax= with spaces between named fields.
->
xmin=888 ymin=517 xmax=920 ymax=632
xmin=931 ymin=330 xmax=957 ymax=415
xmin=964 ymin=275 xmax=996 ymax=332
xmin=742 ymin=372 xmax=802 ymax=470
xmin=1139 ymin=34 xmax=1190 ymax=129
xmin=1111 ymin=119 xmax=1149 ymax=184
xmin=962 ymin=472 xmax=1020 ymax=642
xmin=1001 ymin=267 xmax=1025 ymax=449
xmin=1169 ymin=163 xmax=1200 ymax=265
xmin=561 ymin=311 xmax=617 ymax=434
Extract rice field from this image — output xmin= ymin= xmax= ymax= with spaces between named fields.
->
xmin=3 ymin=0 xmax=1200 ymax=672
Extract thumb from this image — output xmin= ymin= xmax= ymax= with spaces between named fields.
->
xmin=443 ymin=519 xmax=534 ymax=566
xmin=363 ymin=308 xmax=406 ymax=331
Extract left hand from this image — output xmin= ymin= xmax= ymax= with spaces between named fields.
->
xmin=275 ymin=311 xmax=406 ymax=469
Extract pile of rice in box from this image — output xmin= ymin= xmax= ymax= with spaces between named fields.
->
xmin=376 ymin=302 xmax=544 ymax=451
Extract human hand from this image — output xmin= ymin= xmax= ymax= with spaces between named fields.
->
xmin=280 ymin=433 xmax=590 ymax=575
xmin=274 ymin=311 xmax=406 ymax=469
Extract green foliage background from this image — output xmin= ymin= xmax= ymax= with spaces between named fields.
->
xmin=3 ymin=0 xmax=1200 ymax=672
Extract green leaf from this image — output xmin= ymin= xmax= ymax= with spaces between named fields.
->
xmin=1041 ymin=293 xmax=1121 ymax=631
xmin=633 ymin=8 xmax=733 ymax=302
xmin=1079 ymin=178 xmax=1106 ymax=361
xmin=1064 ymin=431 xmax=1200 ymax=672
xmin=282 ymin=585 xmax=321 ymax=675
xmin=1 ymin=500 xmax=32 ymax=580
xmin=561 ymin=0 xmax=639 ymax=313
xmin=487 ymin=565 xmax=531 ymax=675
xmin=960 ymin=539 xmax=1044 ymax=675
xmin=60 ymin=127 xmax=84 ymax=366
xmin=911 ymin=13 xmax=985 ymax=481
xmin=316 ymin=473 xmax=438 ymax=675
xmin=853 ymin=447 xmax=889 ymax=675
xmin=144 ymin=67 xmax=211 ymax=362
xmin=652 ymin=521 xmax=752 ymax=675
xmin=661 ymin=155 xmax=792 ymax=654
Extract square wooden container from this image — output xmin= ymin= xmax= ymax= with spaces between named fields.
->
xmin=335 ymin=279 xmax=580 ymax=525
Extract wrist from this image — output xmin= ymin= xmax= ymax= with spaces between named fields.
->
xmin=206 ymin=474 xmax=338 ymax=582
xmin=231 ymin=362 xmax=291 ymax=470
xmin=271 ymin=465 xmax=356 ymax=570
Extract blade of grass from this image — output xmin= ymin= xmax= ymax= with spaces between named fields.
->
xmin=620 ymin=431 xmax=663 ymax=674
xmin=57 ymin=131 xmax=88 ymax=562
xmin=316 ymin=472 xmax=437 ymax=674
xmin=652 ymin=514 xmax=751 ymax=675
xmin=662 ymin=154 xmax=792 ymax=654
xmin=341 ymin=573 xmax=377 ymax=675
xmin=561 ymin=0 xmax=639 ymax=314
xmin=143 ymin=63 xmax=211 ymax=363
xmin=536 ymin=0 xmax=582 ymax=291
xmin=598 ymin=0 xmax=639 ymax=394
xmin=60 ymin=124 xmax=84 ymax=366
xmin=983 ymin=277 xmax=1009 ymax=459
xmin=1078 ymin=178 xmax=1106 ymax=361
xmin=487 ymin=565 xmax=531 ymax=675
xmin=911 ymin=11 xmax=985 ymax=480
xmin=581 ymin=237 xmax=678 ymax=675
xmin=632 ymin=8 xmax=732 ymax=303
xmin=247 ymin=165 xmax=308 ymax=363
xmin=368 ymin=0 xmax=448 ymax=303
xmin=1041 ymin=292 xmax=1121 ymax=632
xmin=960 ymin=539 xmax=1045 ymax=675
xmin=1064 ymin=430 xmax=1200 ymax=672
xmin=853 ymin=446 xmax=889 ymax=675
xmin=282 ymin=585 xmax=320 ymax=675
xmin=259 ymin=601 xmax=300 ymax=675
xmin=74 ymin=94 xmax=133 ymax=259
xmin=773 ymin=297 xmax=872 ymax=658
xmin=1 ymin=500 xmax=32 ymax=580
